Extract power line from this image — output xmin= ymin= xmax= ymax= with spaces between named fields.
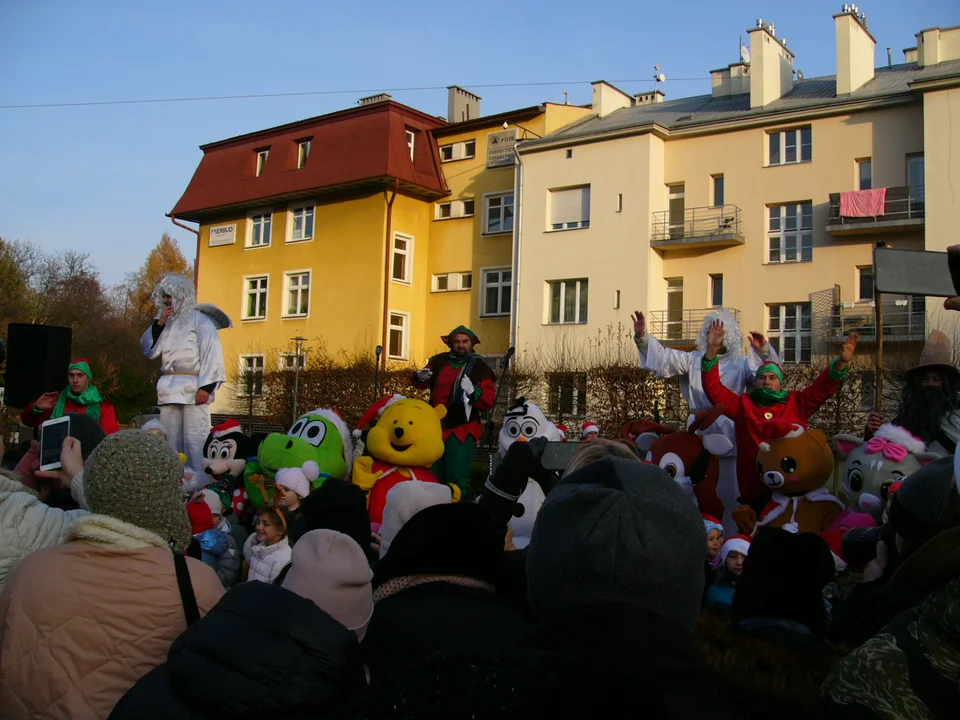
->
xmin=0 ymin=77 xmax=711 ymax=110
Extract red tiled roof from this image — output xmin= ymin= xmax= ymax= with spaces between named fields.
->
xmin=170 ymin=101 xmax=449 ymax=220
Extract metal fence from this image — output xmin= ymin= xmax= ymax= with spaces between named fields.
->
xmin=827 ymin=185 xmax=925 ymax=226
xmin=651 ymin=204 xmax=743 ymax=243
xmin=648 ymin=308 xmax=741 ymax=343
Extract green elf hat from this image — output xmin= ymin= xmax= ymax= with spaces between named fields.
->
xmin=69 ymin=358 xmax=94 ymax=380
xmin=441 ymin=325 xmax=480 ymax=346
xmin=756 ymin=362 xmax=785 ymax=384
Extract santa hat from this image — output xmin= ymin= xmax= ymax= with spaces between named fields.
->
xmin=187 ymin=499 xmax=216 ymax=536
xmin=703 ymin=515 xmax=724 ymax=535
xmin=209 ymin=418 xmax=243 ymax=440
xmin=820 ymin=529 xmax=848 ymax=573
xmin=200 ymin=488 xmax=225 ymax=517
xmin=873 ymin=424 xmax=927 ymax=455
xmin=556 ymin=424 xmax=568 ymax=441
xmin=757 ymin=419 xmax=804 ymax=452
xmin=305 ymin=408 xmax=354 ymax=480
xmin=275 ymin=460 xmax=321 ymax=500
xmin=720 ymin=534 xmax=751 ymax=564
xmin=379 ymin=481 xmax=453 ymax=559
xmin=352 ymin=395 xmax=406 ymax=439
xmin=581 ymin=421 xmax=600 ymax=439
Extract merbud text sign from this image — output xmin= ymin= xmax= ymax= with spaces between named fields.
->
xmin=208 ymin=223 xmax=237 ymax=247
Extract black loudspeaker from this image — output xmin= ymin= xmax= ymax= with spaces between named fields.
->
xmin=4 ymin=324 xmax=73 ymax=409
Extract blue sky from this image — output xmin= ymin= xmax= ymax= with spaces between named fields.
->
xmin=1 ymin=0 xmax=955 ymax=287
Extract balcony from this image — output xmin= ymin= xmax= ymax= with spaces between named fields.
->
xmin=826 ymin=186 xmax=925 ymax=237
xmin=828 ymin=302 xmax=926 ymax=344
xmin=649 ymin=308 xmax=741 ymax=348
xmin=651 ymin=204 xmax=745 ymax=250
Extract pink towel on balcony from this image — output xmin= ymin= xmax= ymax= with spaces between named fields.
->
xmin=840 ymin=188 xmax=886 ymax=218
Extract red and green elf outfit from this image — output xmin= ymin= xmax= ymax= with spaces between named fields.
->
xmin=701 ymin=358 xmax=847 ymax=508
xmin=20 ymin=358 xmax=120 ymax=435
xmin=413 ymin=326 xmax=496 ymax=496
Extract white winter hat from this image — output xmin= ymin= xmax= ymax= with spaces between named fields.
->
xmin=379 ymin=481 xmax=452 ymax=558
xmin=200 ymin=489 xmax=224 ymax=517
xmin=275 ymin=460 xmax=321 ymax=500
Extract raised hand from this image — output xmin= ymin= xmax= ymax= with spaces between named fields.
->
xmin=707 ymin=320 xmax=725 ymax=349
xmin=839 ymin=332 xmax=860 ymax=365
xmin=748 ymin=331 xmax=767 ymax=350
xmin=631 ymin=311 xmax=646 ymax=337
xmin=35 ymin=391 xmax=60 ymax=411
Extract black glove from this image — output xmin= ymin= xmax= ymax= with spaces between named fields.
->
xmin=477 ymin=438 xmax=548 ymax=529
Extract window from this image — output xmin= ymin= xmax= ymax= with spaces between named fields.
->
xmin=549 ymin=186 xmax=591 ymax=230
xmin=907 ymin=153 xmax=924 ymax=203
xmin=666 ymin=277 xmax=683 ymax=339
xmin=432 ymin=272 xmax=472 ymax=292
xmin=860 ymin=371 xmax=876 ymax=412
xmin=548 ymin=372 xmax=587 ymax=418
xmin=239 ymin=355 xmax=265 ymax=397
xmin=283 ymin=271 xmax=310 ymax=317
xmin=248 ymin=211 xmax=272 ymax=248
xmin=668 ymin=184 xmax=685 ymax=238
xmin=481 ymin=267 xmax=511 ymax=316
xmin=616 ymin=193 xmax=623 ymax=212
xmin=297 ymin=140 xmax=311 ymax=169
xmin=768 ymin=202 xmax=813 ymax=263
xmin=279 ymin=352 xmax=306 ymax=371
xmin=566 ymin=149 xmax=573 ymax=159
xmin=392 ymin=233 xmax=413 ymax=283
xmin=388 ymin=312 xmax=409 ymax=360
xmin=289 ymin=205 xmax=314 ymax=242
xmin=713 ymin=175 xmax=725 ymax=207
xmin=435 ymin=199 xmax=475 ymax=220
xmin=243 ymin=275 xmax=268 ymax=320
xmin=710 ymin=274 xmax=723 ymax=307
xmin=857 ymin=159 xmax=872 ymax=190
xmin=767 ymin=303 xmax=812 ymax=364
xmin=405 ymin=130 xmax=415 ymax=161
xmin=484 ymin=193 xmax=514 ymax=234
xmin=256 ymin=149 xmax=269 ymax=177
xmin=439 ymin=139 xmax=476 ymax=162
xmin=768 ymin=126 xmax=812 ymax=166
xmin=858 ymin=266 xmax=874 ymax=301
xmin=548 ymin=278 xmax=589 ymax=324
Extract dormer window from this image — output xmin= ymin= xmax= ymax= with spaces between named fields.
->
xmin=256 ymin=149 xmax=270 ymax=177
xmin=405 ymin=129 xmax=416 ymax=161
xmin=297 ymin=140 xmax=311 ymax=169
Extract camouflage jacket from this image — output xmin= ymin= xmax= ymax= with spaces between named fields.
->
xmin=822 ymin=529 xmax=960 ymax=720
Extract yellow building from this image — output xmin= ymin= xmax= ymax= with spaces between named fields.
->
xmin=514 ymin=12 xmax=960 ymax=416
xmin=169 ymin=88 xmax=589 ymax=413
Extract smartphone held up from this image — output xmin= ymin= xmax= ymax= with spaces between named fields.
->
xmin=39 ymin=416 xmax=71 ymax=472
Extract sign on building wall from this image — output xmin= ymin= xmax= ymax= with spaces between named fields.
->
xmin=486 ymin=129 xmax=517 ymax=168
xmin=208 ymin=223 xmax=237 ymax=247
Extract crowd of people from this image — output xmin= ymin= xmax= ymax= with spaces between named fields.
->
xmin=0 ymin=278 xmax=959 ymax=718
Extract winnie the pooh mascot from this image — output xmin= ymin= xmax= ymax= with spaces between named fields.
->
xmin=353 ymin=395 xmax=450 ymax=529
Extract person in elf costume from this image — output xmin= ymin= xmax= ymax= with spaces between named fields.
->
xmin=412 ymin=326 xmax=496 ymax=498
xmin=20 ymin=358 xmax=119 ymax=435
xmin=701 ymin=320 xmax=859 ymax=512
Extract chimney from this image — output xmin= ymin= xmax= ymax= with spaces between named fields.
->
xmin=916 ymin=27 xmax=960 ymax=68
xmin=748 ymin=20 xmax=795 ymax=108
xmin=903 ymin=46 xmax=918 ymax=63
xmin=358 ymin=93 xmax=392 ymax=106
xmin=447 ymin=86 xmax=481 ymax=123
xmin=711 ymin=63 xmax=750 ymax=98
xmin=591 ymin=80 xmax=633 ymax=118
xmin=834 ymin=8 xmax=876 ymax=95
xmin=634 ymin=90 xmax=665 ymax=105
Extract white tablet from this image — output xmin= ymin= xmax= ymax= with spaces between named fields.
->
xmin=39 ymin=416 xmax=71 ymax=472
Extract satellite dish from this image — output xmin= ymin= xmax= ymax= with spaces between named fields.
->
xmin=502 ymin=121 xmax=509 ymax=130
xmin=797 ymin=70 xmax=804 ymax=80
xmin=656 ymin=73 xmax=666 ymax=83
xmin=740 ymin=45 xmax=751 ymax=64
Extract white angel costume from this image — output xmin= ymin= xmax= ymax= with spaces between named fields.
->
xmin=636 ymin=309 xmax=779 ymax=534
xmin=140 ymin=273 xmax=229 ymax=469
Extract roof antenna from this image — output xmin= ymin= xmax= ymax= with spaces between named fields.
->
xmin=563 ymin=90 xmax=569 ymax=105
xmin=653 ymin=64 xmax=666 ymax=88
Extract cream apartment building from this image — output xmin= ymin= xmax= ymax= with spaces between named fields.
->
xmin=514 ymin=11 xmax=960 ymax=402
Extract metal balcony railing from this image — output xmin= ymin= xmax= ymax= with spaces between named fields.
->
xmin=651 ymin=204 xmax=743 ymax=244
xmin=827 ymin=185 xmax=925 ymax=228
xmin=828 ymin=303 xmax=926 ymax=343
xmin=649 ymin=308 xmax=741 ymax=344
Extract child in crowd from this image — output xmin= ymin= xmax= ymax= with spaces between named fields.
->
xmin=274 ymin=462 xmax=318 ymax=545
xmin=704 ymin=516 xmax=724 ymax=593
xmin=201 ymin=487 xmax=248 ymax=552
xmin=243 ymin=505 xmax=292 ymax=583
xmin=186 ymin=497 xmax=238 ymax=587
xmin=705 ymin=535 xmax=750 ymax=621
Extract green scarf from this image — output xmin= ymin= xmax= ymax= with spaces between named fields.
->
xmin=51 ymin=360 xmax=103 ymax=422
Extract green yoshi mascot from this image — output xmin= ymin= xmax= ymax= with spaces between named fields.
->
xmin=244 ymin=408 xmax=354 ymax=509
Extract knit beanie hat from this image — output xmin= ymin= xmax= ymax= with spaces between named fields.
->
xmin=201 ymin=488 xmax=228 ymax=517
xmin=889 ymin=456 xmax=959 ymax=546
xmin=187 ymin=499 xmax=216 ymax=535
xmin=65 ymin=412 xmax=107 ymax=461
xmin=299 ymin=478 xmax=375 ymax=562
xmin=282 ymin=530 xmax=374 ymax=639
xmin=84 ymin=430 xmax=193 ymax=550
xmin=140 ymin=418 xmax=170 ymax=441
xmin=526 ymin=457 xmax=706 ymax=634
xmin=379 ymin=480 xmax=453 ymax=558
xmin=275 ymin=460 xmax=320 ymax=501
xmin=704 ymin=516 xmax=724 ymax=536
xmin=721 ymin=534 xmax=751 ymax=564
